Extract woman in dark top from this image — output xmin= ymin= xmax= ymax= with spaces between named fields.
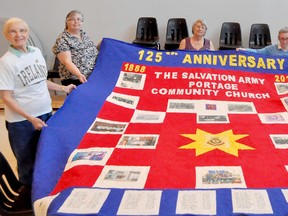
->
xmin=179 ymin=19 xmax=215 ymax=51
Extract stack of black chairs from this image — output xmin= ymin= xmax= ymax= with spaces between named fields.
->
xmin=132 ymin=17 xmax=160 ymax=50
xmin=132 ymin=18 xmax=272 ymax=51
xmin=0 ymin=152 xmax=34 ymax=215
xmin=164 ymin=18 xmax=189 ymax=50
xmin=249 ymin=23 xmax=272 ymax=49
xmin=218 ymin=22 xmax=242 ymax=50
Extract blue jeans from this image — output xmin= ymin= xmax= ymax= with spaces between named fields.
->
xmin=6 ymin=112 xmax=52 ymax=186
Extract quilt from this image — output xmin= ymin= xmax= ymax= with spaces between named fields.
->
xmin=33 ymin=38 xmax=288 ymax=215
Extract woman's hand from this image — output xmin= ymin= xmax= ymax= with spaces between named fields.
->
xmin=62 ymin=84 xmax=77 ymax=94
xmin=78 ymin=74 xmax=87 ymax=83
xmin=29 ymin=116 xmax=47 ymax=130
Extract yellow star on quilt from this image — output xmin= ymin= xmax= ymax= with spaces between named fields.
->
xmin=179 ymin=129 xmax=254 ymax=156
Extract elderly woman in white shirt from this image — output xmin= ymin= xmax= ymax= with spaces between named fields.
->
xmin=0 ymin=17 xmax=75 ymax=195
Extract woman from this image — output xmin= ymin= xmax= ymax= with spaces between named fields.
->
xmin=52 ymin=10 xmax=99 ymax=86
xmin=0 ymin=18 xmax=76 ymax=189
xmin=179 ymin=19 xmax=215 ymax=51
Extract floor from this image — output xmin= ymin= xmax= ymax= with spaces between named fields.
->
xmin=0 ymin=94 xmax=66 ymax=176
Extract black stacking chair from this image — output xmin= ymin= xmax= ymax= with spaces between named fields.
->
xmin=219 ymin=22 xmax=242 ymax=50
xmin=249 ymin=23 xmax=272 ymax=49
xmin=47 ymin=57 xmax=61 ymax=95
xmin=164 ymin=18 xmax=189 ymax=50
xmin=0 ymin=152 xmax=34 ymax=215
xmin=132 ymin=17 xmax=160 ymax=49
xmin=47 ymin=57 xmax=60 ymax=81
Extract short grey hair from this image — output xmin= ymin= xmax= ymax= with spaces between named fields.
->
xmin=65 ymin=10 xmax=84 ymax=29
xmin=3 ymin=17 xmax=29 ymax=40
xmin=278 ymin=27 xmax=288 ymax=36
xmin=192 ymin=19 xmax=208 ymax=35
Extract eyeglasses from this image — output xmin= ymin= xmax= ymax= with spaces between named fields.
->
xmin=66 ymin=17 xmax=83 ymax=22
xmin=279 ymin=37 xmax=288 ymax=41
xmin=8 ymin=29 xmax=28 ymax=36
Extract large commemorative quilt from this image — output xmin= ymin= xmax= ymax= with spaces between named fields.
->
xmin=33 ymin=38 xmax=288 ymax=215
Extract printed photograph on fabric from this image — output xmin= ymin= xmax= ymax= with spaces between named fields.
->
xmin=275 ymin=83 xmax=288 ymax=95
xmin=117 ymin=134 xmax=159 ymax=149
xmin=270 ymin=134 xmax=288 ymax=149
xmin=195 ymin=166 xmax=246 ymax=189
xmin=197 ymin=114 xmax=229 ymax=123
xmin=107 ymin=92 xmax=140 ymax=109
xmin=116 ymin=71 xmax=146 ymax=90
xmin=88 ymin=118 xmax=128 ymax=134
xmin=64 ymin=147 xmax=114 ymax=170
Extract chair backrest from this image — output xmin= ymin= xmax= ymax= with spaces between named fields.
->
xmin=0 ymin=152 xmax=33 ymax=214
xmin=0 ymin=152 xmax=21 ymax=203
xmin=47 ymin=57 xmax=60 ymax=79
xmin=249 ymin=23 xmax=272 ymax=49
xmin=52 ymin=57 xmax=60 ymax=70
xmin=165 ymin=18 xmax=189 ymax=42
xmin=219 ymin=22 xmax=242 ymax=49
xmin=135 ymin=17 xmax=159 ymax=41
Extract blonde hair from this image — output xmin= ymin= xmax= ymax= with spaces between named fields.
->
xmin=192 ymin=19 xmax=207 ymax=35
xmin=65 ymin=10 xmax=84 ymax=29
xmin=3 ymin=17 xmax=29 ymax=39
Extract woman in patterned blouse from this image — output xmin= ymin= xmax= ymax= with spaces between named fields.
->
xmin=52 ymin=10 xmax=99 ymax=86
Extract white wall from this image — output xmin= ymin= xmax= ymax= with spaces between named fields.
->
xmin=0 ymin=0 xmax=287 ymax=68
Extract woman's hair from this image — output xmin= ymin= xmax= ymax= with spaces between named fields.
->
xmin=3 ymin=17 xmax=29 ymax=39
xmin=278 ymin=27 xmax=288 ymax=36
xmin=65 ymin=10 xmax=84 ymax=29
xmin=192 ymin=19 xmax=208 ymax=35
